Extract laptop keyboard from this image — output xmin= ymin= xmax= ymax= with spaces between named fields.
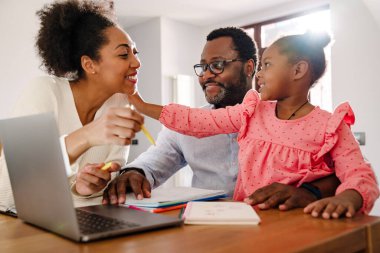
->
xmin=76 ymin=209 xmax=140 ymax=235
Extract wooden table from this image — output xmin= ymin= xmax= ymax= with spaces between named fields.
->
xmin=0 ymin=208 xmax=379 ymax=253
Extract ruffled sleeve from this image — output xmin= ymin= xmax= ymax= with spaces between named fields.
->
xmin=314 ymin=102 xmax=379 ymax=214
xmin=237 ymin=90 xmax=260 ymax=141
xmin=159 ymin=89 xmax=259 ymax=139
xmin=313 ymin=102 xmax=354 ymax=161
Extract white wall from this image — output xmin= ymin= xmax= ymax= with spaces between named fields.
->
xmin=125 ymin=17 xmax=203 ymax=162
xmin=160 ymin=17 xmax=204 ymax=107
xmin=125 ymin=18 xmax=163 ymax=162
xmin=0 ymin=0 xmax=47 ymax=118
xmin=331 ymin=0 xmax=380 ymax=215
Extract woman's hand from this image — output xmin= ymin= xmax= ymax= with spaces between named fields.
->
xmin=75 ymin=162 xmax=121 ymax=196
xmin=84 ymin=106 xmax=144 ymax=146
xmin=65 ymin=107 xmax=144 ymax=162
xmin=303 ymin=189 xmax=363 ymax=219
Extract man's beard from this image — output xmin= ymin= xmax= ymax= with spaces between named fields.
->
xmin=204 ymin=68 xmax=248 ymax=108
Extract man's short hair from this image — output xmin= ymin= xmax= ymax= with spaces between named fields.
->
xmin=207 ymin=27 xmax=258 ymax=74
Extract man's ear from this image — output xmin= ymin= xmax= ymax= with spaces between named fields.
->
xmin=81 ymin=55 xmax=97 ymax=75
xmin=245 ymin=59 xmax=255 ymax=77
xmin=293 ymin=60 xmax=309 ymax=80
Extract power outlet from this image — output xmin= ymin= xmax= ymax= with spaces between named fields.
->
xmin=353 ymin=132 xmax=365 ymax=145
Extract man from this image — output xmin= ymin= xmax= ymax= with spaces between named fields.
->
xmin=103 ymin=27 xmax=340 ymax=210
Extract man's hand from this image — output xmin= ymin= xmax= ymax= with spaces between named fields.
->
xmin=102 ymin=170 xmax=151 ymax=205
xmin=244 ymin=182 xmax=318 ymax=210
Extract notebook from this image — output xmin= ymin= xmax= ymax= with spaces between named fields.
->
xmin=124 ymin=186 xmax=227 ymax=208
xmin=182 ymin=201 xmax=261 ymax=225
xmin=0 ymin=113 xmax=183 ymax=242
xmin=127 ymin=203 xmax=187 ymax=213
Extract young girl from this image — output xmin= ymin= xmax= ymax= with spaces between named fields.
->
xmin=128 ymin=32 xmax=379 ymax=219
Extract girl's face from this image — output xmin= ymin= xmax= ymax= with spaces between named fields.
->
xmin=93 ymin=26 xmax=141 ymax=96
xmin=256 ymin=44 xmax=294 ymax=101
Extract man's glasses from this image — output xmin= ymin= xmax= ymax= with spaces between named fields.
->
xmin=193 ymin=59 xmax=243 ymax=77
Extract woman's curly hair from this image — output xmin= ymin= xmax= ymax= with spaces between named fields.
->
xmin=36 ymin=0 xmax=116 ymax=80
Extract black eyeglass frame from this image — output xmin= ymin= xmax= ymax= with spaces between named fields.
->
xmin=193 ymin=58 xmax=244 ymax=77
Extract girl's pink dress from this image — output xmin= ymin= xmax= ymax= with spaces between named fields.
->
xmin=159 ymin=90 xmax=379 ymax=213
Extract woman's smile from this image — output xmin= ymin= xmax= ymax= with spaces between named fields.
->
xmin=126 ymin=72 xmax=138 ymax=84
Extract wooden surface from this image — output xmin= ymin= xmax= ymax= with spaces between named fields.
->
xmin=0 ymin=207 xmax=379 ymax=253
xmin=367 ymin=218 xmax=380 ymax=253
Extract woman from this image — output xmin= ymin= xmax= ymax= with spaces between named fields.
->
xmin=0 ymin=0 xmax=143 ymax=211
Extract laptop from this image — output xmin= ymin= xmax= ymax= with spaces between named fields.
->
xmin=0 ymin=113 xmax=183 ymax=242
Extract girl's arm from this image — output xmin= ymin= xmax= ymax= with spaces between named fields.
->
xmin=332 ymin=122 xmax=379 ymax=213
xmin=304 ymin=122 xmax=379 ymax=218
xmin=128 ymin=91 xmax=260 ymax=138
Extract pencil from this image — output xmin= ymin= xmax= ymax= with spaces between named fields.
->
xmin=100 ymin=162 xmax=112 ymax=171
xmin=126 ymin=104 xmax=156 ymax=146
xmin=140 ymin=125 xmax=156 ymax=146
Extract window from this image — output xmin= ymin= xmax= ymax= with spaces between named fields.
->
xmin=243 ymin=6 xmax=332 ymax=111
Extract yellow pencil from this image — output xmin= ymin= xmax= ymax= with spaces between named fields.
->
xmin=126 ymin=104 xmax=156 ymax=146
xmin=141 ymin=124 xmax=156 ymax=146
xmin=100 ymin=162 xmax=113 ymax=171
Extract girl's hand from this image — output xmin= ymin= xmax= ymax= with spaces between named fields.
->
xmin=126 ymin=91 xmax=164 ymax=120
xmin=303 ymin=189 xmax=363 ymax=219
xmin=75 ymin=162 xmax=121 ymax=196
xmin=126 ymin=91 xmax=145 ymax=113
xmin=83 ymin=106 xmax=144 ymax=147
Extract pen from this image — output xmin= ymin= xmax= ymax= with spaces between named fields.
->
xmin=126 ymin=104 xmax=156 ymax=146
xmin=100 ymin=161 xmax=113 ymax=171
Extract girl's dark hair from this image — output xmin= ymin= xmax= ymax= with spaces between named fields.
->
xmin=274 ymin=31 xmax=331 ymax=86
xmin=36 ymin=0 xmax=116 ymax=80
